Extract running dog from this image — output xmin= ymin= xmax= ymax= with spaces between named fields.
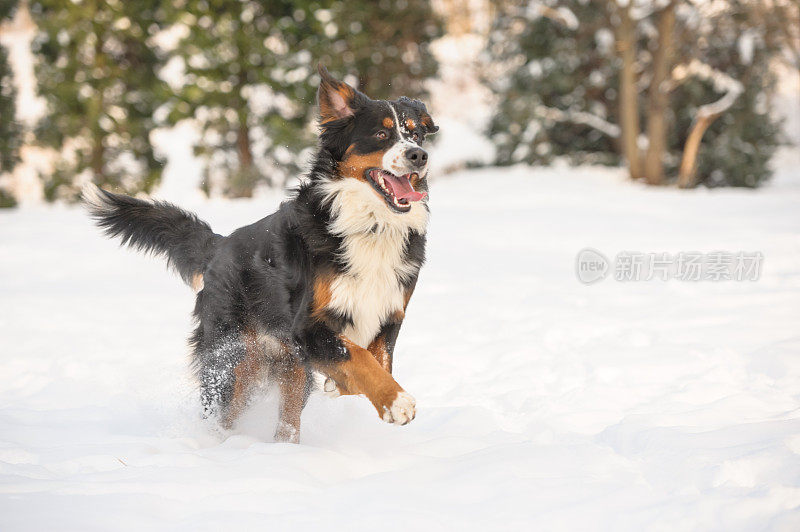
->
xmin=83 ymin=65 xmax=437 ymax=443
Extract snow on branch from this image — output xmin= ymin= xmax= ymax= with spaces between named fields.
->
xmin=672 ymin=59 xmax=744 ymax=118
xmin=673 ymin=60 xmax=745 ymax=187
xmin=619 ymin=0 xmax=675 ymax=21
xmin=535 ymin=105 xmax=621 ymax=138
xmin=525 ymin=4 xmax=579 ymax=30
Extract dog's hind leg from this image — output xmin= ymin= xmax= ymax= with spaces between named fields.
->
xmin=273 ymin=359 xmax=311 ymax=443
xmin=220 ymin=329 xmax=266 ymax=429
xmin=198 ymin=355 xmax=238 ymax=424
xmin=194 ymin=325 xmax=262 ymax=428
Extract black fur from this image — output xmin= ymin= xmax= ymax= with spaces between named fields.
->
xmin=86 ymin=189 xmax=222 ymax=286
xmin=85 ymin=67 xmax=436 ymax=425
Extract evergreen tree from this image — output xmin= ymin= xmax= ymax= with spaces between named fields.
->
xmin=485 ymin=1 xmax=620 ymax=167
xmin=29 ymin=0 xmax=169 ymax=201
xmin=165 ymin=0 xmax=330 ymax=197
xmin=485 ymin=0 xmax=784 ymax=187
xmin=670 ymin=0 xmax=783 ymax=187
xmin=165 ymin=0 xmax=443 ymax=197
xmin=0 ymin=0 xmax=21 ymax=207
xmin=326 ymin=0 xmax=442 ymax=100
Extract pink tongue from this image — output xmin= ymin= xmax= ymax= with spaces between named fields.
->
xmin=383 ymin=173 xmax=427 ymax=202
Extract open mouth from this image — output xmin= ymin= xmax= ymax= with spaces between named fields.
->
xmin=365 ymin=168 xmax=427 ymax=213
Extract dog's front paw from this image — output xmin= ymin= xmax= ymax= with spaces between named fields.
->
xmin=381 ymin=391 xmax=416 ymax=425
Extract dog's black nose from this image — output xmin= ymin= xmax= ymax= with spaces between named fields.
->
xmin=405 ymin=147 xmax=428 ymax=168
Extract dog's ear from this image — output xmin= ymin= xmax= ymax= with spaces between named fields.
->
xmin=317 ymin=64 xmax=364 ymax=123
xmin=397 ymin=96 xmax=439 ymax=135
xmin=421 ymin=113 xmax=439 ymax=135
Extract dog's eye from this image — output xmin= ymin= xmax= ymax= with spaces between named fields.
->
xmin=411 ymin=132 xmax=420 ymax=143
xmin=375 ymin=130 xmax=388 ymax=140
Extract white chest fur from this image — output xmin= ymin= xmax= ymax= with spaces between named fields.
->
xmin=320 ymin=178 xmax=428 ymax=348
xmin=330 ymin=231 xmax=412 ymax=347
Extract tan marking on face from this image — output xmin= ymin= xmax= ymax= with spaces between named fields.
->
xmin=339 ymin=148 xmax=388 ymax=181
xmin=405 ymin=118 xmax=416 ymax=131
xmin=382 ymin=117 xmax=394 ymax=129
xmin=421 ymin=114 xmax=435 ymax=130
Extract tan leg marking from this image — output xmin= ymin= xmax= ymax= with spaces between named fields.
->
xmin=368 ymin=309 xmax=404 ymax=373
xmin=403 ymin=284 xmax=416 ymax=310
xmin=273 ymin=361 xmax=307 ymax=444
xmin=315 ymin=336 xmax=415 ymax=425
xmin=368 ymin=335 xmax=392 ymax=373
xmin=222 ymin=329 xmax=264 ymax=429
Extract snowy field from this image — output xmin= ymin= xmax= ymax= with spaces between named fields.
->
xmin=2 ymin=160 xmax=800 ymax=531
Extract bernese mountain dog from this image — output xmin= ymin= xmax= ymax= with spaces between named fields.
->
xmin=82 ymin=65 xmax=437 ymax=443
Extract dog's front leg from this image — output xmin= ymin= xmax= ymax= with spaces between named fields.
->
xmin=365 ymin=280 xmax=416 ymax=374
xmin=294 ymin=289 xmax=416 ymax=425
xmin=314 ymin=335 xmax=416 ymax=425
xmin=366 ymin=315 xmax=404 ymax=374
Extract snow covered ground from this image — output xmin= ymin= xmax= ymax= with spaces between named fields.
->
xmin=2 ymin=161 xmax=800 ymax=531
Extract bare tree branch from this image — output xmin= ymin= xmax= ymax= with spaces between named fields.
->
xmin=672 ymin=59 xmax=744 ymax=187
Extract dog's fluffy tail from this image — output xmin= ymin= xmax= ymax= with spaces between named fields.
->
xmin=82 ymin=184 xmax=222 ymax=289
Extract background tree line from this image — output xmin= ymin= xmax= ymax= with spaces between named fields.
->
xmin=0 ymin=0 xmax=442 ymax=202
xmin=486 ymin=0 xmax=798 ymax=188
xmin=0 ymin=0 xmax=22 ymax=206
xmin=0 ymin=0 xmax=797 ymax=206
